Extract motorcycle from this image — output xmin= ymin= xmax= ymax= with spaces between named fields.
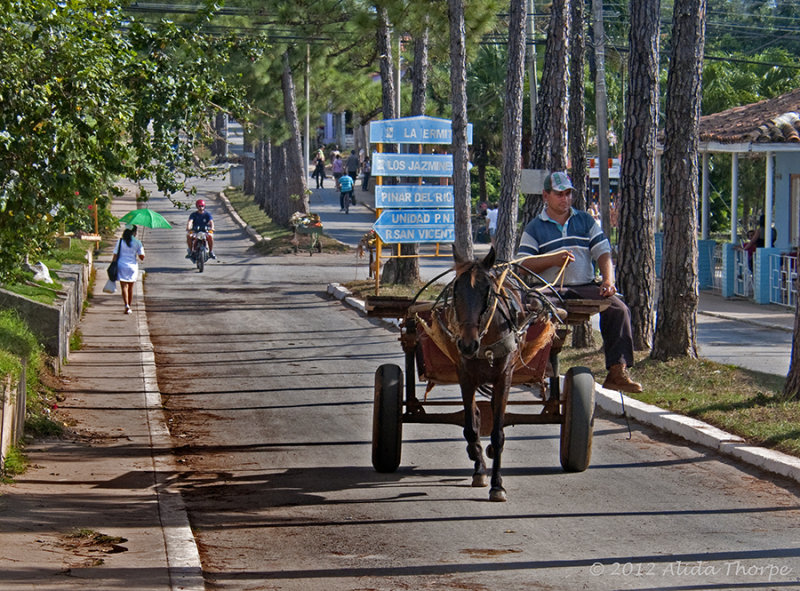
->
xmin=190 ymin=231 xmax=209 ymax=272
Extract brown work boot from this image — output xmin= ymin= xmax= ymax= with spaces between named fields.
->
xmin=602 ymin=363 xmax=643 ymax=393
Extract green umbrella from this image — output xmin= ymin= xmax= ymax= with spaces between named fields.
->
xmin=119 ymin=208 xmax=172 ymax=229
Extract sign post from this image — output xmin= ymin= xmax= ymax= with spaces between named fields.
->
xmin=369 ymin=116 xmax=472 ymax=293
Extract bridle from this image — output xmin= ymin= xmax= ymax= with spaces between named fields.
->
xmin=438 ymin=266 xmax=521 ymax=365
xmin=415 ymin=256 xmax=568 ymax=367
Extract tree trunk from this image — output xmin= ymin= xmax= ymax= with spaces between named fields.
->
xmin=272 ymin=142 xmax=289 ymax=226
xmin=568 ymin=0 xmax=595 ymax=349
xmin=262 ymin=138 xmax=273 ymax=217
xmin=495 ymin=0 xmax=526 ymax=263
xmin=377 ymin=7 xmax=396 ymax=122
xmin=448 ymin=0 xmax=474 ymax=260
xmin=783 ymin=271 xmax=800 ymax=399
xmin=592 ymin=0 xmax=611 ymax=236
xmin=282 ymin=51 xmax=309 ymax=220
xmin=243 ymin=132 xmax=256 ymax=196
xmin=213 ymin=111 xmax=228 ymax=159
xmin=410 ymin=21 xmax=429 ymax=116
xmin=618 ymin=0 xmax=660 ymax=351
xmin=393 ymin=22 xmax=431 ymax=285
xmin=255 ymin=138 xmax=267 ymax=209
xmin=520 ymin=0 xmax=570 ymax=231
xmin=651 ymin=0 xmax=706 ymax=361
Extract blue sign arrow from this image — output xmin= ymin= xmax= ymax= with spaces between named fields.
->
xmin=370 ymin=116 xmax=473 ymax=145
xmin=375 ymin=185 xmax=454 ymax=209
xmin=373 ymin=209 xmax=455 ymax=244
xmin=372 ymin=153 xmax=453 ymax=178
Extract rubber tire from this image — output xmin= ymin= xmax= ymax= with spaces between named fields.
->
xmin=197 ymin=247 xmax=205 ymax=273
xmin=372 ymin=364 xmax=403 ymax=473
xmin=560 ymin=366 xmax=595 ymax=472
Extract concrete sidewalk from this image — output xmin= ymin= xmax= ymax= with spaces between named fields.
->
xmin=0 ymin=189 xmax=202 ymax=590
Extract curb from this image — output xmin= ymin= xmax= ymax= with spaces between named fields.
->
xmin=135 ymin=280 xmax=205 ymax=591
xmin=217 ymin=189 xmax=268 ymax=243
xmin=697 ymin=308 xmax=793 ymax=333
xmin=327 ymin=282 xmax=800 ymax=487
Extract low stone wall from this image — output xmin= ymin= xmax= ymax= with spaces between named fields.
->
xmin=0 ymin=250 xmax=92 ymax=372
xmin=0 ymin=247 xmax=92 ymax=469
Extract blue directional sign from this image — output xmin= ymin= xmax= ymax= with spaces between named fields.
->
xmin=373 ymin=209 xmax=455 ymax=244
xmin=370 ymin=116 xmax=472 ymax=145
xmin=372 ymin=153 xmax=453 ymax=178
xmin=375 ymin=185 xmax=454 ymax=209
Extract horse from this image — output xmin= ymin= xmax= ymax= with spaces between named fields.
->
xmin=447 ymin=246 xmax=533 ymax=502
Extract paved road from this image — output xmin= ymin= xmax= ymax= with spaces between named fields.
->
xmin=136 ymin=177 xmax=800 ymax=590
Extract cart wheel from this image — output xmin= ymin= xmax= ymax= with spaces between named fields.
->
xmin=560 ymin=366 xmax=595 ymax=472
xmin=372 ymin=364 xmax=403 ymax=473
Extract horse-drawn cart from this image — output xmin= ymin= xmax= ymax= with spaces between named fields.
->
xmin=365 ymin=258 xmax=609 ymax=499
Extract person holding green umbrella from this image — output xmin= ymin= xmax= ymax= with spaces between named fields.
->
xmin=111 ymin=224 xmax=145 ymax=314
xmin=118 ymin=208 xmax=172 ymax=246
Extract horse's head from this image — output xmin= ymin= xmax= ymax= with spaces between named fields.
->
xmin=451 ymin=247 xmax=497 ymax=358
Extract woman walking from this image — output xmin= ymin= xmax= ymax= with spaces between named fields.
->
xmin=111 ymin=224 xmax=145 ymax=314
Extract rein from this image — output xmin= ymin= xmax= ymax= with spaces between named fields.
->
xmin=415 ymin=254 xmax=568 ymax=367
xmin=438 ymin=266 xmax=530 ymax=365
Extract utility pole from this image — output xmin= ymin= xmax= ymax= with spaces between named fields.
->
xmin=305 ymin=44 xmax=310 ymax=167
xmin=396 ymin=34 xmax=402 ymax=117
xmin=527 ymin=0 xmax=537 ymax=148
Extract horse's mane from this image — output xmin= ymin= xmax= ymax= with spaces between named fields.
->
xmin=453 ymin=260 xmax=488 ymax=289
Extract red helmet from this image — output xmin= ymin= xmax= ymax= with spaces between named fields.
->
xmin=195 ymin=199 xmax=205 ymax=208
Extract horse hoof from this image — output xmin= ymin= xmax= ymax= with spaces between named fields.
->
xmin=489 ymin=487 xmax=507 ymax=502
xmin=486 ymin=444 xmax=494 ymax=459
xmin=472 ymin=474 xmax=489 ymax=487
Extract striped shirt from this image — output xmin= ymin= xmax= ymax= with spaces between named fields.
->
xmin=518 ymin=207 xmax=611 ymax=285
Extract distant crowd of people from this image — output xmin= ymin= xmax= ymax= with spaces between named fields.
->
xmin=311 ymin=146 xmax=371 ymax=193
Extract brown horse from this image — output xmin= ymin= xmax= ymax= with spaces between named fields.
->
xmin=448 ymin=247 xmax=529 ymax=502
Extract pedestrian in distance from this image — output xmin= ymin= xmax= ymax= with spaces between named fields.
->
xmin=331 ymin=154 xmax=344 ymax=183
xmin=112 ymin=224 xmax=145 ymax=315
xmin=312 ymin=149 xmax=326 ymax=189
xmin=345 ymin=149 xmax=360 ymax=180
xmin=485 ymin=202 xmax=498 ymax=245
xmin=517 ymin=171 xmax=642 ymax=393
xmin=361 ymin=157 xmax=371 ymax=191
xmin=339 ymin=172 xmax=355 ymax=213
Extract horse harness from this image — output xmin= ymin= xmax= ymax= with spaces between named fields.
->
xmin=436 ymin=267 xmax=547 ymax=366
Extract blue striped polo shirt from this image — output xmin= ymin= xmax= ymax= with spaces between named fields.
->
xmin=518 ymin=207 xmax=611 ymax=285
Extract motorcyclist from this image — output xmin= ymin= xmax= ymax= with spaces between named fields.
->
xmin=186 ymin=199 xmax=216 ymax=259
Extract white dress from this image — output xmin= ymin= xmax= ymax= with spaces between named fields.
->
xmin=113 ymin=237 xmax=144 ymax=282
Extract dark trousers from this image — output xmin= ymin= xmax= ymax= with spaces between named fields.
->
xmin=340 ymin=190 xmax=353 ymax=209
xmin=543 ymin=283 xmax=635 ymax=370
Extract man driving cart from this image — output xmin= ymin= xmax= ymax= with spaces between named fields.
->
xmin=517 ymin=171 xmax=642 ymax=393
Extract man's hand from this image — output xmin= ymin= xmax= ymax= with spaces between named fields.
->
xmin=599 ymin=280 xmax=616 ymax=298
xmin=552 ymin=249 xmax=575 ymax=267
